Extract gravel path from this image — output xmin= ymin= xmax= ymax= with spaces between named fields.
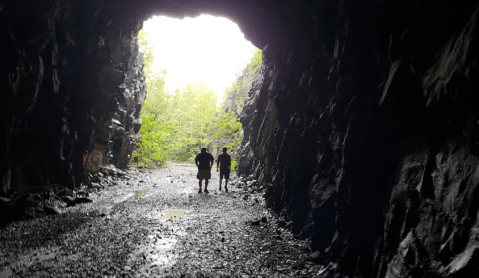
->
xmin=0 ymin=163 xmax=326 ymax=277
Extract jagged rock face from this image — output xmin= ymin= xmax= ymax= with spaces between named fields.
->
xmin=223 ymin=66 xmax=262 ymax=117
xmin=237 ymin=68 xmax=264 ymax=174
xmin=0 ymin=0 xmax=146 ymax=194
xmin=239 ymin=1 xmax=479 ymax=277
xmin=1 ymin=0 xmax=479 ymax=277
xmin=208 ymin=65 xmax=262 ymax=160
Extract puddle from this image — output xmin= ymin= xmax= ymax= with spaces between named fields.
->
xmin=161 ymin=208 xmax=187 ymax=222
xmin=150 ymin=208 xmax=188 ymax=266
xmin=113 ymin=193 xmax=134 ymax=203
xmin=134 ymin=188 xmax=151 ymax=198
xmin=95 ymin=193 xmax=134 ymax=205
xmin=128 ymin=208 xmax=188 ymax=270
xmin=149 ymin=233 xmax=178 ymax=266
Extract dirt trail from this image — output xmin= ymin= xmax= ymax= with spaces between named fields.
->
xmin=0 ymin=163 xmax=325 ymax=277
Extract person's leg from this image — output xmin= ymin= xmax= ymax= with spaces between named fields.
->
xmin=225 ymin=171 xmax=230 ymax=192
xmin=219 ymin=173 xmax=223 ymax=191
xmin=197 ymin=171 xmax=202 ymax=193
xmin=204 ymin=170 xmax=211 ymax=193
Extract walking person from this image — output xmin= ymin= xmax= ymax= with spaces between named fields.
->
xmin=195 ymin=148 xmax=214 ymax=193
xmin=217 ymin=147 xmax=232 ymax=192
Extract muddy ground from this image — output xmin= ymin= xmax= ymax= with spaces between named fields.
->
xmin=0 ymin=163 xmax=332 ymax=277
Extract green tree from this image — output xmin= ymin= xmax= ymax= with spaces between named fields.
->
xmin=133 ymin=30 xmax=171 ymax=166
xmin=248 ymin=48 xmax=262 ymax=69
xmin=133 ymin=32 xmax=260 ymax=168
xmin=138 ymin=30 xmax=154 ymax=76
xmin=132 ymin=116 xmax=171 ymax=167
xmin=211 ymin=111 xmax=242 ymax=143
xmin=138 ymin=30 xmax=170 ymax=119
xmin=165 ymin=81 xmax=218 ymax=161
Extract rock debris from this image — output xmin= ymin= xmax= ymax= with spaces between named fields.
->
xmin=0 ymin=163 xmax=328 ymax=277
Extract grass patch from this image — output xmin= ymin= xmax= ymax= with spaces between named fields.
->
xmin=134 ymin=188 xmax=151 ymax=198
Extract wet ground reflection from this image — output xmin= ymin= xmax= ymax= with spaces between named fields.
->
xmin=0 ymin=163 xmax=320 ymax=277
xmin=135 ymin=208 xmax=188 ymax=269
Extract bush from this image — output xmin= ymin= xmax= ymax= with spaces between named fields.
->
xmin=231 ymin=160 xmax=237 ymax=171
xmin=132 ymin=116 xmax=170 ymax=167
xmin=248 ymin=49 xmax=262 ymax=69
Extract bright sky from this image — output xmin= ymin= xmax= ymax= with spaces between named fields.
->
xmin=142 ymin=15 xmax=257 ymax=99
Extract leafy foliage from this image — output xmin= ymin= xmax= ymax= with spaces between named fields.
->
xmin=248 ymin=49 xmax=262 ymax=69
xmin=138 ymin=30 xmax=154 ymax=75
xmin=211 ymin=111 xmax=242 ymax=144
xmin=208 ymin=111 xmax=243 ymax=171
xmin=132 ymin=116 xmax=170 ymax=167
xmin=141 ymin=70 xmax=170 ymax=120
xmin=138 ymin=30 xmax=170 ymax=120
xmin=231 ymin=160 xmax=237 ymax=172
xmin=224 ymin=80 xmax=242 ymax=99
xmin=133 ymin=31 xmax=260 ymax=167
xmin=165 ymin=82 xmax=218 ymax=162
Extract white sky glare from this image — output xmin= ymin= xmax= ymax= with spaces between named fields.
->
xmin=142 ymin=15 xmax=257 ymax=98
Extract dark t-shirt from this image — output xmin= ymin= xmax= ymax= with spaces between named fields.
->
xmin=217 ymin=153 xmax=232 ymax=171
xmin=195 ymin=152 xmax=214 ymax=170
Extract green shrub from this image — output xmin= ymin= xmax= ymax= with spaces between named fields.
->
xmin=248 ymin=49 xmax=262 ymax=69
xmin=132 ymin=116 xmax=170 ymax=167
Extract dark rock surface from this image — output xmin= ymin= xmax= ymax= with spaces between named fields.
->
xmin=238 ymin=1 xmax=479 ymax=277
xmin=0 ymin=164 xmax=320 ymax=277
xmin=1 ymin=0 xmax=479 ymax=277
xmin=237 ymin=66 xmax=265 ymax=175
xmin=0 ymin=184 xmax=93 ymax=226
xmin=0 ymin=0 xmax=146 ymax=195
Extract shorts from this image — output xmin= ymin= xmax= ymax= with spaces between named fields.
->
xmin=220 ymin=169 xmax=230 ymax=180
xmin=197 ymin=170 xmax=211 ymax=180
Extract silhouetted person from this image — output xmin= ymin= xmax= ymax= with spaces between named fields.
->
xmin=217 ymin=147 xmax=232 ymax=192
xmin=195 ymin=148 xmax=214 ymax=193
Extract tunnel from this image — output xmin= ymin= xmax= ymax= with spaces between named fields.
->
xmin=1 ymin=0 xmax=479 ymax=277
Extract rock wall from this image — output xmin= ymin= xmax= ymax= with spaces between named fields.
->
xmin=237 ymin=66 xmax=264 ymax=175
xmin=208 ymin=65 xmax=262 ymax=160
xmin=0 ymin=0 xmax=146 ymax=195
xmin=239 ymin=0 xmax=479 ymax=277
xmin=223 ymin=65 xmax=262 ymax=117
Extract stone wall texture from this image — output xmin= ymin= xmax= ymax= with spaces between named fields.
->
xmin=0 ymin=0 xmax=146 ymax=193
xmin=208 ymin=65 xmax=262 ymax=160
xmin=1 ymin=0 xmax=478 ymax=277
xmin=238 ymin=1 xmax=479 ymax=277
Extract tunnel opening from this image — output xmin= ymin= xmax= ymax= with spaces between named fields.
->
xmin=132 ymin=14 xmax=261 ymax=168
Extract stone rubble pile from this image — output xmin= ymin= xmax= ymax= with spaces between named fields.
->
xmin=0 ymin=165 xmax=138 ymax=226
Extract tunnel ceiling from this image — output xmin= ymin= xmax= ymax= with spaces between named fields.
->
xmin=132 ymin=0 xmax=280 ymax=49
xmin=1 ymin=0 xmax=479 ymax=277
